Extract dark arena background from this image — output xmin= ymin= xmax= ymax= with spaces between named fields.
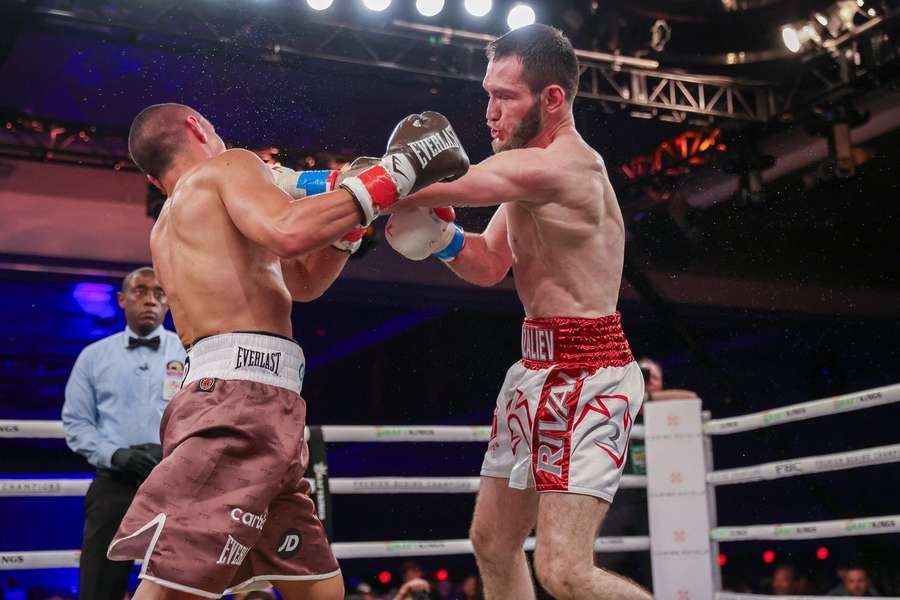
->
xmin=1 ymin=0 xmax=899 ymax=598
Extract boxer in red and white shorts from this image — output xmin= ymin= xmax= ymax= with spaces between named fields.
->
xmin=482 ymin=314 xmax=642 ymax=501
xmin=386 ymin=23 xmax=653 ymax=600
xmin=108 ymin=333 xmax=338 ymax=597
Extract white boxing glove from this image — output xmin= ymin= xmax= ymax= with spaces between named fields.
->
xmin=385 ymin=207 xmax=466 ymax=261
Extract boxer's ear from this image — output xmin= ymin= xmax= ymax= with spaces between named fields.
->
xmin=542 ymin=84 xmax=567 ymax=113
xmin=147 ymin=174 xmax=166 ymax=196
xmin=185 ymin=115 xmax=209 ymax=145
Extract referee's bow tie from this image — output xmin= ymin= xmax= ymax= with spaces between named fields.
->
xmin=128 ymin=336 xmax=160 ymax=351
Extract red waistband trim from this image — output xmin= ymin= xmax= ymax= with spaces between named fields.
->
xmin=521 ymin=313 xmax=634 ymax=369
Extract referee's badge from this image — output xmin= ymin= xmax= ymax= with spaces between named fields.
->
xmin=163 ymin=360 xmax=185 ymax=401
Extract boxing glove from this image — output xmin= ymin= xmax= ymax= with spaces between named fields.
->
xmin=339 ymin=112 xmax=469 ymax=226
xmin=330 ymin=157 xmax=380 ymax=253
xmin=385 ymin=206 xmax=465 ymax=262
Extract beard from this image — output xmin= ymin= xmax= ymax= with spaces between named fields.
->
xmin=491 ymin=97 xmax=542 ymax=154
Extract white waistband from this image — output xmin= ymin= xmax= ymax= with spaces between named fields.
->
xmin=183 ymin=333 xmax=305 ymax=394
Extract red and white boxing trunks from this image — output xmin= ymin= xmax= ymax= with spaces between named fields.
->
xmin=481 ymin=313 xmax=644 ymax=502
xmin=108 ymin=333 xmax=338 ymax=597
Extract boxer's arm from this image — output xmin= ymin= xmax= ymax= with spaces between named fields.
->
xmin=401 ymin=148 xmax=554 ymax=209
xmin=444 ymin=205 xmax=512 ymax=287
xmin=280 ymin=248 xmax=349 ymax=302
xmin=217 ymin=149 xmax=364 ymax=258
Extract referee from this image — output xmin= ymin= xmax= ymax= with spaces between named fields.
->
xmin=62 ymin=267 xmax=185 ymax=600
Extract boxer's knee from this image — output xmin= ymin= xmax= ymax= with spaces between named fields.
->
xmin=534 ymin=553 xmax=587 ymax=600
xmin=533 ymin=536 xmax=592 ymax=600
xmin=469 ymin=520 xmax=522 ymax=567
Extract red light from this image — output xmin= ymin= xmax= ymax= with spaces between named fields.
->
xmin=763 ymin=550 xmax=776 ymax=564
xmin=378 ymin=571 xmax=392 ymax=584
xmin=436 ymin=569 xmax=449 ymax=581
xmin=817 ymin=546 xmax=829 ymax=560
xmin=718 ymin=553 xmax=727 ymax=567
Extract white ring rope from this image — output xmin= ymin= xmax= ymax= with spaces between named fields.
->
xmin=0 ymin=475 xmax=647 ymax=497
xmin=0 ymin=536 xmax=651 ymax=570
xmin=703 ymin=383 xmax=900 ymax=435
xmin=707 ymin=443 xmax=900 ymax=486
xmin=711 ymin=514 xmax=900 ymax=542
xmin=717 ymin=594 xmax=900 ymax=600
xmin=0 ymin=421 xmax=644 ymax=441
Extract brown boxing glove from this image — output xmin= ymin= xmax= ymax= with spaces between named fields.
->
xmin=339 ymin=112 xmax=469 ymax=226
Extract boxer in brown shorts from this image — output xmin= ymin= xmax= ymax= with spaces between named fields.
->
xmin=112 ymin=103 xmax=467 ymax=598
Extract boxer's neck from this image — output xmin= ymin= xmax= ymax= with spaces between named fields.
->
xmin=527 ymin=113 xmax=576 ymax=149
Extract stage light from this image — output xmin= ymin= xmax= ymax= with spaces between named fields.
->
xmin=817 ymin=546 xmax=830 ymax=560
xmin=465 ymin=0 xmax=492 ymax=17
xmin=416 ymin=0 xmax=444 ymax=17
xmin=718 ymin=553 xmax=727 ymax=567
xmin=377 ymin=571 xmax=392 ymax=584
xmin=507 ymin=4 xmax=535 ymax=29
xmin=306 ymin=0 xmax=334 ymax=9
xmin=782 ymin=26 xmax=802 ymax=52
xmin=763 ymin=550 xmax=776 ymax=564
xmin=362 ymin=0 xmax=391 ymax=11
xmin=436 ymin=568 xmax=449 ymax=581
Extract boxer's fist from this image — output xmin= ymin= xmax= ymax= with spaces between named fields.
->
xmin=339 ymin=112 xmax=469 ymax=226
xmin=385 ymin=206 xmax=465 ymax=262
xmin=384 ymin=112 xmax=469 ymax=194
xmin=331 ymin=157 xmax=379 ymax=253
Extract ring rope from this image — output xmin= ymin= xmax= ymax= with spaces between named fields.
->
xmin=706 ymin=443 xmax=900 ymax=486
xmin=0 ymin=536 xmax=651 ymax=570
xmin=711 ymin=514 xmax=900 ymax=542
xmin=703 ymin=383 xmax=900 ymax=435
xmin=0 ymin=475 xmax=647 ymax=497
xmin=0 ymin=421 xmax=644 ymax=441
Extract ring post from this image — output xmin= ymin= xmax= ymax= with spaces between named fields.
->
xmin=645 ymin=398 xmax=716 ymax=598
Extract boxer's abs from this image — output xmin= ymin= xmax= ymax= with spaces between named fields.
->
xmin=506 ymin=177 xmax=624 ymax=319
xmin=150 ymin=181 xmax=294 ymax=347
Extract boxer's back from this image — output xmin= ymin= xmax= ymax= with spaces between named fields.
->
xmin=507 ymin=131 xmax=624 ymax=318
xmin=150 ymin=152 xmax=293 ymax=347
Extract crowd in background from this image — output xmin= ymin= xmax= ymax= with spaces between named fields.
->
xmin=3 ymin=559 xmax=896 ymax=599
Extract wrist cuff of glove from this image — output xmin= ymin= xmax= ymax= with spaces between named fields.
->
xmin=332 ymin=238 xmax=363 ymax=254
xmin=296 ymin=170 xmax=339 ymax=195
xmin=434 ymin=224 xmax=466 ymax=262
xmin=340 ymin=165 xmax=399 ymax=226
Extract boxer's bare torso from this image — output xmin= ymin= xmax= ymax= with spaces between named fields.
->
xmin=151 ymin=149 xmax=354 ymax=347
xmin=501 ymin=131 xmax=623 ymax=318
xmin=407 ymin=126 xmax=624 ymax=319
xmin=151 ymin=154 xmax=293 ymax=346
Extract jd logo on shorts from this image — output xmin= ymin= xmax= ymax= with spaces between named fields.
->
xmin=276 ymin=528 xmax=302 ymax=559
xmin=234 ymin=346 xmax=282 ymax=375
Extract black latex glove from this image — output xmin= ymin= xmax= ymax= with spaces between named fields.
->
xmin=111 ymin=447 xmax=159 ymax=479
xmin=130 ymin=442 xmax=163 ymax=463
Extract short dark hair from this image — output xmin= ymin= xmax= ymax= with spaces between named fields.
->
xmin=487 ymin=24 xmax=579 ymax=103
xmin=128 ymin=103 xmax=199 ymax=180
xmin=122 ymin=266 xmax=155 ymax=292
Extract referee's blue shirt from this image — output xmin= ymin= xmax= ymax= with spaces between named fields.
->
xmin=62 ymin=325 xmax=186 ymax=469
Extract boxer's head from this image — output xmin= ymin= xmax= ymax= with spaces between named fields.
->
xmin=129 ymin=103 xmax=226 ymax=193
xmin=118 ymin=267 xmax=168 ymax=337
xmin=484 ymin=24 xmax=578 ymax=153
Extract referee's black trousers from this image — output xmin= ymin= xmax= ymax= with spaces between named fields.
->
xmin=79 ymin=471 xmax=139 ymax=600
